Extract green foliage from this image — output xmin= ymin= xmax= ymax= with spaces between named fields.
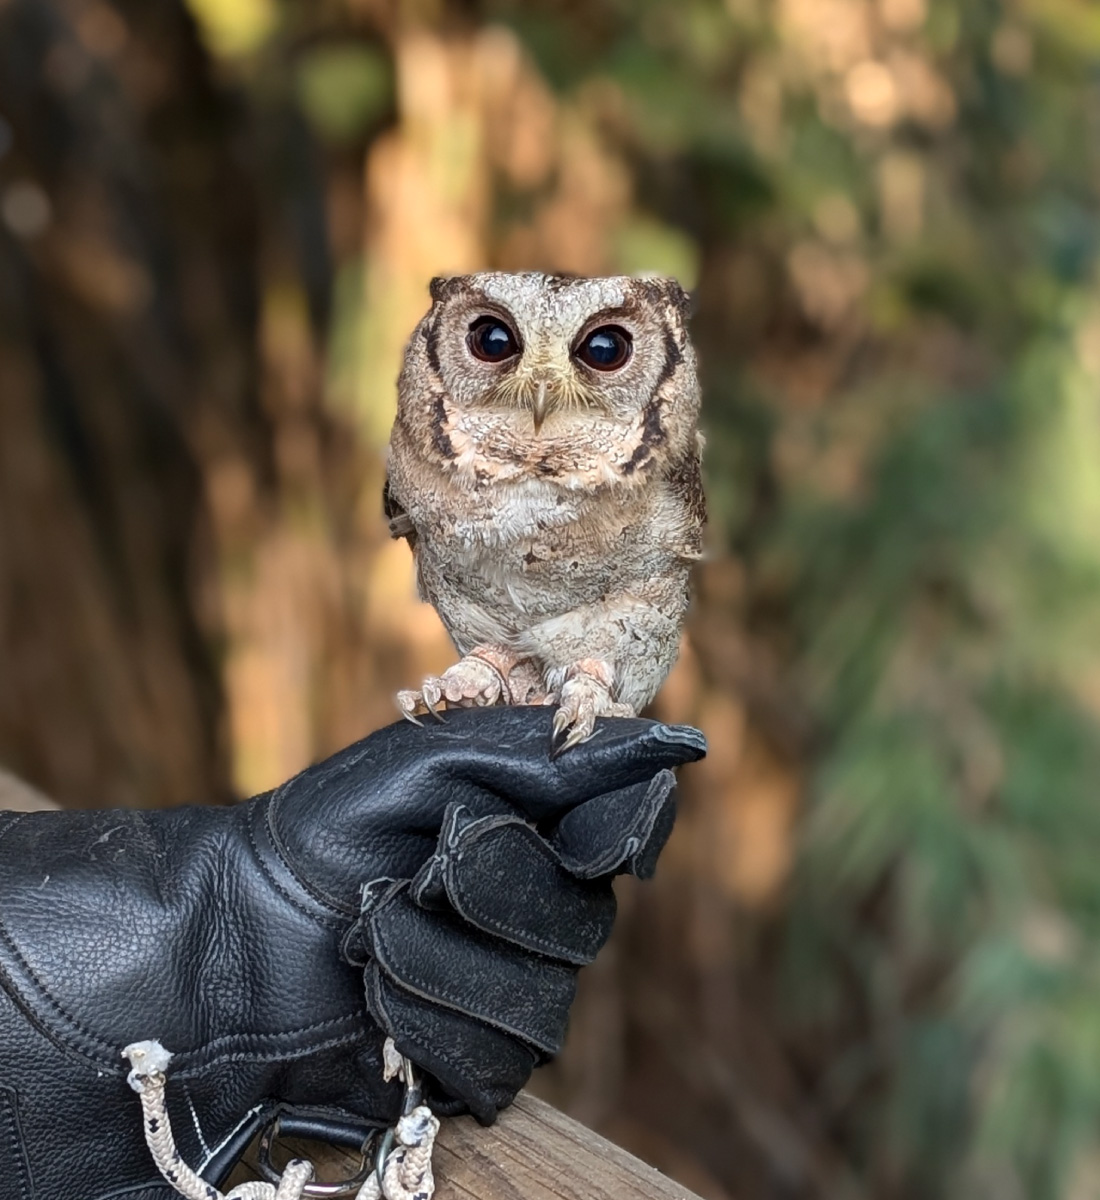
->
xmin=496 ymin=0 xmax=1100 ymax=1195
xmin=296 ymin=43 xmax=393 ymax=145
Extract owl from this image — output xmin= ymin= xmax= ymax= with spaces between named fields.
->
xmin=384 ymin=272 xmax=705 ymax=753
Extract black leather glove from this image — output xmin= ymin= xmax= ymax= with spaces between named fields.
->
xmin=0 ymin=707 xmax=704 ymax=1200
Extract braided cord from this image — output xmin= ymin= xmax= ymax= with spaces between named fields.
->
xmin=123 ymin=1040 xmax=437 ymax=1200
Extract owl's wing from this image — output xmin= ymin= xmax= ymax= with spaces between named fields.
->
xmin=669 ymin=435 xmax=707 ymax=562
xmin=383 ymin=475 xmax=417 ymax=546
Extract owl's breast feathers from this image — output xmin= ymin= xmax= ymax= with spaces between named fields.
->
xmin=385 ymin=397 xmax=703 ymax=560
xmin=385 ymin=360 xmax=706 ymax=573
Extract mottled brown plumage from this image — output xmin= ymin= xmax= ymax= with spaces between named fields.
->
xmin=385 ymin=271 xmax=705 ymax=750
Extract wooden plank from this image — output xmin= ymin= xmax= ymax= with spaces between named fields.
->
xmin=233 ymin=1091 xmax=705 ymax=1200
xmin=0 ymin=768 xmax=59 ymax=812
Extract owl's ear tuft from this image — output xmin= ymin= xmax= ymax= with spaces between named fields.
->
xmin=430 ymin=275 xmax=456 ymax=303
xmin=638 ymin=276 xmax=693 ymax=321
xmin=661 ymin=279 xmax=693 ymax=320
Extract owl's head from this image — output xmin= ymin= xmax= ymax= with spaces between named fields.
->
xmin=407 ymin=272 xmax=697 ymax=445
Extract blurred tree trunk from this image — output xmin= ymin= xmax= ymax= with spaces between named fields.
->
xmin=0 ymin=0 xmax=437 ymax=807
xmin=0 ymin=0 xmax=264 ymax=807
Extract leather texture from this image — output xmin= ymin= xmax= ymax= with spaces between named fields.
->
xmin=0 ymin=707 xmax=704 ymax=1199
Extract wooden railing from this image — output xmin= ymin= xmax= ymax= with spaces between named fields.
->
xmin=0 ymin=769 xmax=57 ymax=812
xmin=232 ymin=1091 xmax=705 ymax=1200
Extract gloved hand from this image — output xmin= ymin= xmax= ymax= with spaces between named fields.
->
xmin=0 ymin=707 xmax=704 ymax=1200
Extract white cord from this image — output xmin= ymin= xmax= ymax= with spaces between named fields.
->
xmin=123 ymin=1039 xmax=437 ymax=1200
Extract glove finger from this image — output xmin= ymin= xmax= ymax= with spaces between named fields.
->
xmin=551 ymin=768 xmax=679 ymax=880
xmin=398 ymin=707 xmax=705 ymax=823
xmin=362 ymin=883 xmax=577 ymax=1053
xmin=409 ymin=804 xmax=616 ymax=964
xmin=365 ymin=962 xmax=538 ymax=1125
xmin=270 ymin=709 xmax=704 ymax=913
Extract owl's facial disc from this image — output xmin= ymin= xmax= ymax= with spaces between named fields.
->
xmin=483 ymin=358 xmax=609 ymax=435
xmin=413 ymin=272 xmax=697 ymax=455
xmin=464 ymin=315 xmax=606 ymax=434
xmin=467 ymin=320 xmax=635 ymax=434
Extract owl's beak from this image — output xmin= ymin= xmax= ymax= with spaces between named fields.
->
xmin=531 ymin=380 xmax=551 ymax=434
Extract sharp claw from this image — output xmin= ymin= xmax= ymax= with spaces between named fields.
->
xmin=562 ymin=727 xmax=591 ymax=754
xmin=396 ymin=692 xmax=424 ymax=725
xmin=420 ymin=681 xmax=445 ymax=721
xmin=550 ymin=720 xmax=593 ymax=760
xmin=549 ymin=708 xmax=571 ymax=759
xmin=550 ymin=704 xmax=596 ymax=758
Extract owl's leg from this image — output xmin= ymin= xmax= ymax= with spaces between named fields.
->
xmin=517 ymin=588 xmax=685 ymax=754
xmin=396 ymin=644 xmax=544 ymax=722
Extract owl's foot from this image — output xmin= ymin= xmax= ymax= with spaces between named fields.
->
xmin=397 ymin=645 xmax=538 ymax=722
xmin=503 ymin=657 xmax=554 ymax=706
xmin=550 ymin=658 xmax=634 ymax=757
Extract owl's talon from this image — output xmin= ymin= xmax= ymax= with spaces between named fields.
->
xmin=395 ymin=650 xmax=519 ymax=722
xmin=548 ymin=659 xmax=634 ymax=756
xmin=550 ymin=717 xmax=596 ymax=760
xmin=420 ymin=679 xmax=445 ymax=720
xmin=395 ymin=685 xmax=444 ymax=722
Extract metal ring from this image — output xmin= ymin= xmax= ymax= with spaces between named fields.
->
xmin=257 ymin=1116 xmax=378 ymax=1198
xmin=374 ymin=1126 xmax=395 ymax=1191
xmin=401 ymin=1058 xmax=423 ymax=1115
xmin=375 ymin=1056 xmax=422 ymax=1190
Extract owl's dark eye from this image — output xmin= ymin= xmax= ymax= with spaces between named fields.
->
xmin=468 ymin=316 xmax=520 ymax=363
xmin=575 ymin=325 xmax=632 ymax=371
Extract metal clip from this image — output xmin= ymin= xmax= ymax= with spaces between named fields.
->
xmin=374 ymin=1053 xmax=423 ymax=1191
xmin=256 ymin=1054 xmax=424 ymax=1199
xmin=256 ymin=1117 xmax=377 ymax=1198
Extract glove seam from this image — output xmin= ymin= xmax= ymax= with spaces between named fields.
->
xmin=166 ymin=1020 xmax=370 ymax=1076
xmin=246 ymin=798 xmax=350 ymax=926
xmin=263 ymin=795 xmax=359 ymax=918
xmin=0 ymin=1086 xmax=33 ymax=1200
xmin=556 ymin=771 xmax=674 ymax=878
xmin=549 ymin=737 xmax=694 ymax=783
xmin=369 ymin=972 xmax=538 ymax=1122
xmin=0 ymin=917 xmax=125 ymax=1066
xmin=0 ymin=812 xmax=366 ymax=1072
xmin=447 ymin=831 xmax=594 ymax=964
xmin=447 ymin=886 xmax=593 ymax=964
xmin=389 ymin=1023 xmax=485 ymax=1116
xmin=370 ymin=914 xmax=563 ymax=1055
xmin=0 ymin=914 xmax=370 ymax=1072
xmin=0 ymin=812 xmax=28 ymax=849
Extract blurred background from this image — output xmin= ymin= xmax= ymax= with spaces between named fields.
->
xmin=2 ymin=0 xmax=1100 ymax=1195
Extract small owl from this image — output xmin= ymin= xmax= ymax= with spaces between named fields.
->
xmin=385 ymin=272 xmax=705 ymax=753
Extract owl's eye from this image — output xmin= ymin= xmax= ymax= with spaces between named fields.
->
xmin=575 ymin=325 xmax=632 ymax=371
xmin=468 ymin=316 xmax=520 ymax=363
